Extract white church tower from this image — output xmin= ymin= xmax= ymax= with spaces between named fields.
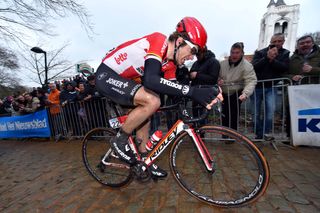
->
xmin=258 ymin=0 xmax=300 ymax=53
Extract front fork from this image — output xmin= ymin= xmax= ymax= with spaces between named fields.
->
xmin=185 ymin=128 xmax=215 ymax=172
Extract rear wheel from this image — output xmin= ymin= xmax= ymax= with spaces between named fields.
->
xmin=82 ymin=127 xmax=133 ymax=187
xmin=170 ymin=125 xmax=270 ymax=207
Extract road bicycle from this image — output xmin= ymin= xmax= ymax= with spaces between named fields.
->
xmin=82 ymin=98 xmax=270 ymax=208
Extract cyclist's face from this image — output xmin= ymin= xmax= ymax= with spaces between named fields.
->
xmin=176 ymin=40 xmax=197 ymax=66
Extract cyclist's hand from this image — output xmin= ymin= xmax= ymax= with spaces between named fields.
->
xmin=207 ymin=87 xmax=223 ymax=110
xmin=189 ymin=85 xmax=220 ymax=108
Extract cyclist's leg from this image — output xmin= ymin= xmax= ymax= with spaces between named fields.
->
xmin=135 ymin=119 xmax=151 ymax=153
xmin=95 ymin=64 xmax=161 ymax=164
xmin=112 ymin=87 xmax=160 ymax=164
xmin=135 ymin=119 xmax=167 ymax=178
xmin=122 ymin=87 xmax=160 ymax=133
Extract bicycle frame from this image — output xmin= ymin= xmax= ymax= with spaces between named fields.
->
xmin=104 ymin=98 xmax=215 ymax=172
xmin=127 ymin=119 xmax=214 ymax=172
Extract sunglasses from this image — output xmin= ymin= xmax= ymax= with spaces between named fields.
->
xmin=185 ymin=40 xmax=199 ymax=55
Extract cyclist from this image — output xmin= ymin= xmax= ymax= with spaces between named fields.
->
xmin=95 ymin=17 xmax=222 ymax=178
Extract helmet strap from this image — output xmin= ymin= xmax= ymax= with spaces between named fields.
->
xmin=173 ymin=38 xmax=185 ymax=65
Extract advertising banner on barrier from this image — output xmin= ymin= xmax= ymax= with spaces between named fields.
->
xmin=0 ymin=109 xmax=51 ymax=138
xmin=288 ymin=84 xmax=320 ymax=146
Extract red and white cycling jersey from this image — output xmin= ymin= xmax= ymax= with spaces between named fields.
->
xmin=102 ymin=32 xmax=168 ymax=79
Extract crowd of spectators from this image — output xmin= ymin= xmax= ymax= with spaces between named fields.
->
xmin=0 ymin=74 xmax=100 ymax=117
xmin=1 ymin=34 xmax=319 ymax=141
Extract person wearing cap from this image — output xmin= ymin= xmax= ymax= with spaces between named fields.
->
xmin=95 ymin=17 xmax=223 ymax=178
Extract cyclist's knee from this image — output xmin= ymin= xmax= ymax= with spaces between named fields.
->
xmin=146 ymin=95 xmax=161 ymax=111
xmin=134 ymin=87 xmax=161 ymax=111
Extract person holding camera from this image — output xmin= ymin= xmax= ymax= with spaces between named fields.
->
xmin=251 ymin=33 xmax=290 ymax=140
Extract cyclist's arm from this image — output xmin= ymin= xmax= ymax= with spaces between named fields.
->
xmin=143 ymin=58 xmax=191 ymax=96
xmin=143 ymin=58 xmax=219 ymax=107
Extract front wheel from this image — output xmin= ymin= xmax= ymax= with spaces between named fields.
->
xmin=170 ymin=125 xmax=270 ymax=207
xmin=82 ymin=127 xmax=133 ymax=187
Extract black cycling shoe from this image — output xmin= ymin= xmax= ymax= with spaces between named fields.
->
xmin=110 ymin=137 xmax=136 ymax=165
xmin=149 ymin=163 xmax=167 ymax=178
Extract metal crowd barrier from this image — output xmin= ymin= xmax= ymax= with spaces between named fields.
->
xmin=47 ymin=98 xmax=110 ymax=141
xmin=299 ymin=75 xmax=320 ymax=85
xmin=210 ymin=78 xmax=292 ymax=143
xmin=47 ymin=76 xmax=319 ymax=142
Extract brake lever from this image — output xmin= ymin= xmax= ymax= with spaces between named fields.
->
xmin=213 ymin=100 xmax=225 ymax=117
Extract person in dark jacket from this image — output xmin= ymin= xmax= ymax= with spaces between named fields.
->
xmin=251 ymin=33 xmax=290 ymax=140
xmin=190 ymin=48 xmax=220 ymax=86
xmin=36 ymin=89 xmax=48 ymax=111
xmin=60 ymin=81 xmax=78 ymax=105
xmin=287 ymin=35 xmax=320 ymax=84
xmin=84 ymin=75 xmax=100 ymax=99
xmin=190 ymin=47 xmax=220 ymax=126
xmin=59 ymin=81 xmax=78 ymax=136
xmin=1 ymin=96 xmax=14 ymax=116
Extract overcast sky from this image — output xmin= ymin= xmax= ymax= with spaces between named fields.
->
xmin=24 ymin=0 xmax=320 ymax=86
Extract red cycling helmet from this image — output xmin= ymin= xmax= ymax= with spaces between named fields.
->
xmin=176 ymin=17 xmax=207 ymax=49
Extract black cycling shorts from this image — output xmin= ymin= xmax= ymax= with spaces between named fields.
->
xmin=95 ymin=63 xmax=142 ymax=107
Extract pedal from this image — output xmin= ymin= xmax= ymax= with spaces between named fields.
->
xmin=131 ymin=162 xmax=151 ymax=183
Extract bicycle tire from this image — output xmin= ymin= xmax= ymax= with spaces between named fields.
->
xmin=82 ymin=127 xmax=133 ymax=187
xmin=170 ymin=125 xmax=270 ymax=207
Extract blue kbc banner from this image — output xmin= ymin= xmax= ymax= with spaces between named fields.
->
xmin=288 ymin=84 xmax=320 ymax=147
xmin=0 ymin=109 xmax=51 ymax=138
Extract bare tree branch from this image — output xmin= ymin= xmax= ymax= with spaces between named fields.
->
xmin=19 ymin=43 xmax=76 ymax=85
xmin=0 ymin=0 xmax=93 ymax=44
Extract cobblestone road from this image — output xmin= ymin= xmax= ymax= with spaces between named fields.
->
xmin=0 ymin=139 xmax=320 ymax=213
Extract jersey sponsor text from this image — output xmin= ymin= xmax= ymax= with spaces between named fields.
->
xmin=106 ymin=77 xmax=129 ymax=88
xmin=160 ymin=78 xmax=182 ymax=90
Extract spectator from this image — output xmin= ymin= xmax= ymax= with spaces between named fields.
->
xmin=284 ymin=35 xmax=320 ymax=138
xmin=12 ymin=95 xmax=26 ymax=115
xmin=19 ymin=92 xmax=40 ymax=114
xmin=60 ymin=81 xmax=77 ymax=106
xmin=251 ymin=33 xmax=290 ymax=140
xmin=55 ymin=80 xmax=61 ymax=91
xmin=48 ymin=83 xmax=64 ymax=141
xmin=190 ymin=46 xmax=220 ymax=126
xmin=219 ymin=42 xmax=257 ymax=131
xmin=288 ymin=35 xmax=320 ymax=84
xmin=59 ymin=81 xmax=78 ymax=136
xmin=4 ymin=96 xmax=14 ymax=115
xmin=0 ymin=99 xmax=9 ymax=116
xmin=74 ymin=74 xmax=84 ymax=87
xmin=36 ymin=89 xmax=48 ymax=111
xmin=85 ymin=75 xmax=100 ymax=99
xmin=77 ymin=82 xmax=91 ymax=102
xmin=86 ymin=74 xmax=106 ymax=129
xmin=48 ymin=83 xmax=61 ymax=115
xmin=76 ymin=82 xmax=89 ymax=132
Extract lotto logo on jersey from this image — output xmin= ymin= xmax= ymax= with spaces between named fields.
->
xmin=114 ymin=53 xmax=128 ymax=65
